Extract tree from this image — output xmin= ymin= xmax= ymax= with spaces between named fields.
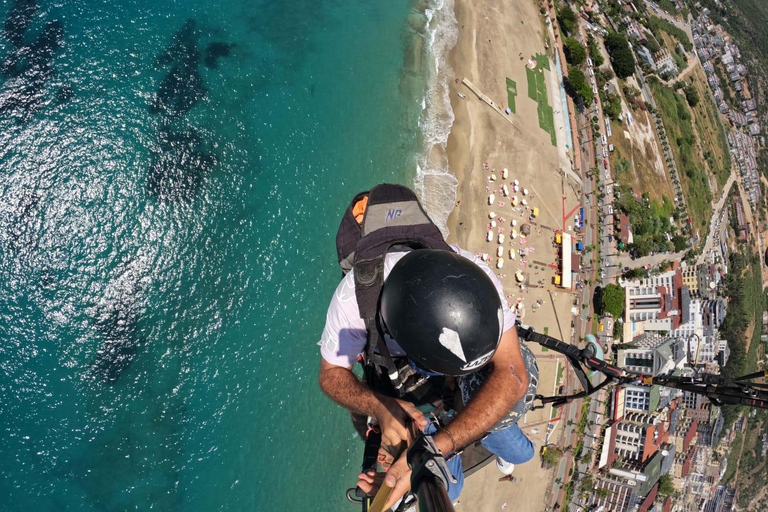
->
xmin=658 ymin=474 xmax=675 ymax=495
xmin=593 ymin=286 xmax=605 ymax=315
xmin=672 ymin=234 xmax=688 ymax=251
xmin=604 ymin=32 xmax=635 ymax=78
xmin=542 ymin=446 xmax=563 ymax=465
xmin=588 ymin=35 xmax=605 ymax=67
xmin=564 ymin=37 xmax=586 ymax=66
xmin=602 ymin=284 xmax=626 ymax=318
xmin=596 ymin=487 xmax=611 ymax=499
xmin=558 ymin=4 xmax=577 ymax=35
xmin=683 ymin=84 xmax=700 ymax=106
xmin=566 ymin=67 xmax=593 ymax=103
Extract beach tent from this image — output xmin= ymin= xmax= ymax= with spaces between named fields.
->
xmin=489 ymin=211 xmax=497 ymax=219
xmin=515 ymin=270 xmax=525 ymax=283
xmin=496 ymin=246 xmax=504 ymax=257
xmin=488 ymin=194 xmax=495 ymax=205
xmin=555 ymin=232 xmax=562 ymax=244
xmin=502 ymin=168 xmax=509 ymax=180
xmin=553 ymin=274 xmax=561 ymax=285
xmin=487 ymin=231 xmax=493 ymax=242
xmin=496 ymin=258 xmax=504 ymax=269
xmin=498 ymin=234 xmax=505 ymax=244
xmin=521 ymin=223 xmax=531 ymax=236
xmin=532 ymin=207 xmax=539 ymax=218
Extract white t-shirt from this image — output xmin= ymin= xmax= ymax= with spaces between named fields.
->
xmin=318 ymin=245 xmax=516 ymax=368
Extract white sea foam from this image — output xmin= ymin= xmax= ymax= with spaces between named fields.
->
xmin=413 ymin=0 xmax=458 ymax=237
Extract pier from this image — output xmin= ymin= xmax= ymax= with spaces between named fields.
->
xmin=461 ymin=78 xmax=521 ymax=133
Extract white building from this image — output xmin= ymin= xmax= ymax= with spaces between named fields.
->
xmin=623 ymin=268 xmax=689 ymax=335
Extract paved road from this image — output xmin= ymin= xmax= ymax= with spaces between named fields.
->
xmin=696 ymin=171 xmax=736 ymax=265
xmin=612 ymin=251 xmax=688 ymax=273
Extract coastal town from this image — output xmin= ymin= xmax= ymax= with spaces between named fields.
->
xmin=445 ymin=0 xmax=768 ymax=510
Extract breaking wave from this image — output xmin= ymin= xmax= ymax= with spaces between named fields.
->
xmin=413 ymin=0 xmax=459 ymax=237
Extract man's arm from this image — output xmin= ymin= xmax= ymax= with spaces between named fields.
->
xmin=318 ymin=359 xmax=427 ymax=451
xmin=432 ymin=327 xmax=529 ymax=454
xmin=318 ymin=358 xmax=386 ymax=418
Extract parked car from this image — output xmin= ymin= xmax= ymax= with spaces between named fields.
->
xmin=601 ymin=134 xmax=607 ymax=146
xmin=602 ymin=148 xmax=608 ymax=158
xmin=608 ymin=205 xmax=614 ymax=215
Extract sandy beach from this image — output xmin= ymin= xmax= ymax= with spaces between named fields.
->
xmin=443 ymin=0 xmax=583 ymax=510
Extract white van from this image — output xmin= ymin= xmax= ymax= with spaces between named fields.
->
xmin=603 ymin=147 xmax=608 ymax=158
xmin=601 ymin=134 xmax=607 ymax=146
xmin=587 ymin=57 xmax=593 ymax=68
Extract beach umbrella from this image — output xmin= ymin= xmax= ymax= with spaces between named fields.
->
xmin=491 ymin=220 xmax=497 ymax=228
xmin=487 ymin=231 xmax=493 ymax=242
xmin=502 ymin=184 xmax=510 ymax=197
xmin=509 ymin=249 xmax=516 ymax=260
xmin=498 ymin=233 xmax=505 ymax=244
xmin=489 ymin=211 xmax=497 ymax=219
xmin=523 ymin=188 xmax=528 ymax=196
xmin=511 ymin=229 xmax=518 ymax=239
xmin=511 ymin=196 xmax=518 ymax=206
xmin=522 ymin=199 xmax=528 ymax=206
xmin=513 ymin=179 xmax=519 ymax=186
xmin=490 ymin=173 xmax=497 ymax=181
xmin=488 ymin=194 xmax=495 ymax=205
xmin=502 ymin=168 xmax=509 ymax=179
xmin=496 ymin=258 xmax=504 ymax=269
xmin=497 ymin=246 xmax=504 ymax=257
xmin=512 ymin=219 xmax=517 ymax=227
xmin=515 ymin=270 xmax=524 ymax=282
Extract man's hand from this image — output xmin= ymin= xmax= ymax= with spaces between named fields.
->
xmin=357 ymin=399 xmax=427 ymax=509
xmin=375 ymin=398 xmax=428 ymax=464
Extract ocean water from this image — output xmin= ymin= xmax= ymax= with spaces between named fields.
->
xmin=0 ymin=0 xmax=457 ymax=511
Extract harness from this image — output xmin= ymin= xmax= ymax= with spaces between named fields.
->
xmin=336 ymin=184 xmax=452 ymax=405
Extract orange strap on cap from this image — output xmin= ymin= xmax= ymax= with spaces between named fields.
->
xmin=353 ymin=196 xmax=369 ymax=225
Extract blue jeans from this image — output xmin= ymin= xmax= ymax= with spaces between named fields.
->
xmin=426 ymin=423 xmax=535 ymax=501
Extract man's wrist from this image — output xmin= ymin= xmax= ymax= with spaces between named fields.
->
xmin=432 ymin=431 xmax=456 ymax=456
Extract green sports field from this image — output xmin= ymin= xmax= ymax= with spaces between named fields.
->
xmin=526 ymin=65 xmax=556 ymax=147
xmin=506 ymin=78 xmax=517 ymax=114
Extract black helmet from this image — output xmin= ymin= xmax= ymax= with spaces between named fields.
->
xmin=379 ymin=250 xmax=504 ymax=376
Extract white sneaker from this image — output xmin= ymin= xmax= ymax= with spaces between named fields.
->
xmin=496 ymin=457 xmax=515 ymax=475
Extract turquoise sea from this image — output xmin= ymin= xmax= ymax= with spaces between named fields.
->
xmin=0 ymin=0 xmax=458 ymax=510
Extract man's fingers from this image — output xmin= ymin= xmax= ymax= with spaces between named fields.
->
xmin=383 ymin=455 xmax=412 ymax=510
xmin=396 ymin=399 xmax=429 ymax=431
xmin=356 ymin=471 xmax=385 ymax=495
xmin=357 ymin=471 xmax=376 ymax=484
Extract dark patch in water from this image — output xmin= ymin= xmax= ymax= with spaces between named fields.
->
xmin=3 ymin=0 xmax=39 ymax=48
xmin=147 ymin=20 xmax=231 ymax=200
xmin=204 ymin=42 xmax=232 ymax=69
xmin=7 ymin=190 xmax=41 ymax=249
xmin=55 ymin=83 xmax=73 ymax=104
xmin=0 ymin=13 xmax=66 ymax=122
xmin=147 ymin=127 xmax=216 ymax=202
xmin=88 ymin=307 xmax=141 ymax=383
xmin=151 ymin=19 xmax=206 ymax=119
